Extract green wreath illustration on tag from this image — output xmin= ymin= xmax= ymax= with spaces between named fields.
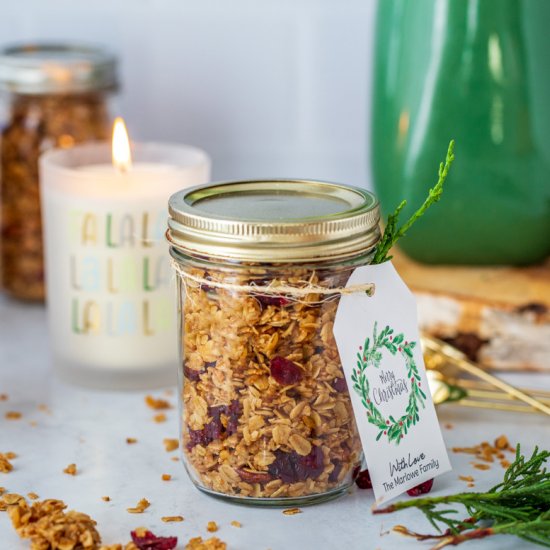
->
xmin=351 ymin=322 xmax=426 ymax=445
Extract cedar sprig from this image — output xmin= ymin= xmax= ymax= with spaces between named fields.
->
xmin=374 ymin=445 xmax=550 ymax=548
xmin=372 ymin=140 xmax=455 ymax=264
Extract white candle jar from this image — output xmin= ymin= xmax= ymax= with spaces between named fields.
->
xmin=168 ymin=180 xmax=380 ymax=505
xmin=40 ymin=142 xmax=210 ymax=389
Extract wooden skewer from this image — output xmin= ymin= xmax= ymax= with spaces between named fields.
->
xmin=422 ymin=335 xmax=550 ymax=417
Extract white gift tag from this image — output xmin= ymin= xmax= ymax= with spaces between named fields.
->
xmin=334 ymin=261 xmax=451 ymax=505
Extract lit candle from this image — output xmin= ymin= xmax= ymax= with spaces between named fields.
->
xmin=39 ymin=119 xmax=211 ymax=389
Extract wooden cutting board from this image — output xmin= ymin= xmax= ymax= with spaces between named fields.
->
xmin=392 ymin=250 xmax=550 ymax=372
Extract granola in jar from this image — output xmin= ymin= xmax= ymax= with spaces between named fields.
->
xmin=0 ymin=43 xmax=117 ymax=300
xmin=168 ymin=180 xmax=381 ymax=505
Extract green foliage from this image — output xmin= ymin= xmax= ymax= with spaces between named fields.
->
xmin=351 ymin=322 xmax=425 ymax=445
xmin=373 ymin=140 xmax=455 ymax=264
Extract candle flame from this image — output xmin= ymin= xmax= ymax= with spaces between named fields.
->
xmin=112 ymin=117 xmax=132 ymax=172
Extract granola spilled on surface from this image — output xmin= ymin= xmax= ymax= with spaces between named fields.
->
xmin=185 ymin=536 xmax=226 ymax=550
xmin=179 ymin=264 xmax=363 ymax=500
xmin=1 ymin=493 xmax=101 ymax=549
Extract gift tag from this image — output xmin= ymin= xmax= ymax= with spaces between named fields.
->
xmin=334 ymin=261 xmax=451 ymax=505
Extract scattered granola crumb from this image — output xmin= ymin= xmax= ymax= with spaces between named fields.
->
xmin=500 ymin=459 xmax=511 ymax=468
xmin=444 ymin=423 xmax=453 ymax=430
xmin=459 ymin=475 xmax=474 ymax=482
xmin=5 ymin=411 xmax=21 ymax=420
xmin=4 ymin=452 xmax=16 ymax=459
xmin=230 ymin=520 xmax=242 ymax=528
xmin=154 ymin=413 xmax=167 ymax=423
xmin=452 ymin=435 xmax=515 ymax=469
xmin=162 ymin=516 xmax=184 ymax=522
xmin=467 ymin=483 xmax=475 ymax=488
xmin=101 ymin=496 xmax=111 ymax=502
xmin=126 ymin=437 xmax=138 ymax=444
xmin=282 ymin=508 xmax=302 ymax=515
xmin=171 ymin=457 xmax=179 ymax=462
xmin=127 ymin=498 xmax=150 ymax=514
xmin=145 ymin=395 xmax=172 ymax=410
xmin=0 ymin=487 xmax=6 ymax=495
xmin=0 ymin=455 xmax=14 ymax=473
xmin=472 ymin=463 xmax=491 ymax=471
xmin=494 ymin=435 xmax=510 ymax=450
xmin=163 ymin=438 xmax=179 ymax=452
xmin=206 ymin=521 xmax=218 ymax=532
xmin=1 ymin=493 xmax=101 ymax=549
xmin=63 ymin=463 xmax=77 ymax=476
xmin=29 ymin=421 xmax=37 ymax=427
xmin=186 ymin=536 xmax=227 ymax=550
xmin=38 ymin=404 xmax=51 ymax=415
xmin=162 ymin=474 xmax=172 ymax=481
xmin=27 ymin=492 xmax=39 ymax=500
xmin=0 ymin=394 xmax=7 ymax=401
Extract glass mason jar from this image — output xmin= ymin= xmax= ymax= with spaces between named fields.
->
xmin=0 ymin=43 xmax=118 ymax=300
xmin=167 ymin=180 xmax=380 ymax=506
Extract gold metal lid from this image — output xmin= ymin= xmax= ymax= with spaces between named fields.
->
xmin=167 ymin=179 xmax=380 ymax=263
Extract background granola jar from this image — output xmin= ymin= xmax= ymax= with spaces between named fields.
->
xmin=0 ymin=43 xmax=118 ymax=300
xmin=168 ymin=179 xmax=380 ymax=506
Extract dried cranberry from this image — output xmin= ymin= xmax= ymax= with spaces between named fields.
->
xmin=183 ymin=360 xmax=216 ymax=382
xmin=355 ymin=468 xmax=372 ymax=489
xmin=270 ymin=356 xmax=303 ymax=385
xmin=183 ymin=366 xmax=202 ymax=381
xmin=237 ymin=468 xmax=272 ymax=483
xmin=201 ymin=273 xmax=216 ymax=294
xmin=186 ymin=399 xmax=241 ymax=450
xmin=257 ymin=295 xmax=290 ymax=308
xmin=407 ymin=478 xmax=434 ymax=496
xmin=329 ymin=460 xmax=342 ymax=482
xmin=268 ymin=447 xmax=324 ymax=483
xmin=131 ymin=529 xmax=177 ymax=550
xmin=332 ymin=378 xmax=348 ymax=393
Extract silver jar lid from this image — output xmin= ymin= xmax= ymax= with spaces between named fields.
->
xmin=168 ymin=179 xmax=380 ymax=263
xmin=0 ymin=43 xmax=118 ymax=94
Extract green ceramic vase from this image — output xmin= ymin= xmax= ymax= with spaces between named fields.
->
xmin=372 ymin=0 xmax=550 ymax=265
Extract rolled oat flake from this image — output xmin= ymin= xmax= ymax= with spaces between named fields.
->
xmin=168 ymin=179 xmax=381 ymax=506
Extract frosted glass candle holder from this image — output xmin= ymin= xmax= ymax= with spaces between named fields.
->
xmin=39 ymin=142 xmax=210 ymax=389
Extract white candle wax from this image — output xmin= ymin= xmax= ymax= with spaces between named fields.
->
xmin=40 ymin=143 xmax=210 ymax=389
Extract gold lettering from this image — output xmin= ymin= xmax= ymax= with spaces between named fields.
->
xmin=82 ymin=301 xmax=101 ymax=334
xmin=142 ymin=301 xmax=155 ymax=336
xmin=81 ymin=213 xmax=97 ymax=245
xmin=107 ymin=258 xmax=118 ymax=294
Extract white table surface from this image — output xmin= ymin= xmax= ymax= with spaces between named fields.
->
xmin=0 ymin=295 xmax=548 ymax=550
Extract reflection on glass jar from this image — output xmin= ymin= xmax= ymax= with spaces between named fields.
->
xmin=168 ymin=179 xmax=380 ymax=505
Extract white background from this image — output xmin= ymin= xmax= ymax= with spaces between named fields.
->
xmin=1 ymin=0 xmax=377 ymax=185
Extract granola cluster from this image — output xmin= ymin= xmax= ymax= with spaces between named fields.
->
xmin=0 ymin=92 xmax=109 ymax=300
xmin=1 ymin=493 xmax=101 ymax=549
xmin=178 ymin=264 xmax=363 ymax=501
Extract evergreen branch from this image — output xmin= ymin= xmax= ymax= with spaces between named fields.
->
xmin=373 ymin=140 xmax=455 ymax=264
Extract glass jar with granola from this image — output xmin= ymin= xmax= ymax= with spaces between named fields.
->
xmin=0 ymin=43 xmax=117 ymax=300
xmin=167 ymin=180 xmax=381 ymax=505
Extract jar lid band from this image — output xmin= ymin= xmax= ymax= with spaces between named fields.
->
xmin=0 ymin=43 xmax=118 ymax=94
xmin=167 ymin=179 xmax=380 ymax=263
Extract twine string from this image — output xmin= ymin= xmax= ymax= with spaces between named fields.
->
xmin=170 ymin=259 xmax=375 ymax=304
